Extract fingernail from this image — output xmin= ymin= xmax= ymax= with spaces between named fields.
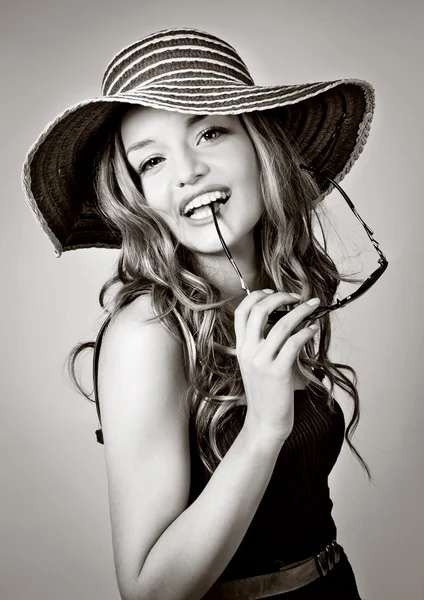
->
xmin=289 ymin=293 xmax=301 ymax=299
xmin=262 ymin=289 xmax=275 ymax=293
xmin=306 ymin=297 xmax=320 ymax=306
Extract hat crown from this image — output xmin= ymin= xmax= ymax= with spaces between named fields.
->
xmin=101 ymin=27 xmax=255 ymax=96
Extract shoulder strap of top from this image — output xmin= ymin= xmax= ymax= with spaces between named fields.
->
xmin=93 ymin=314 xmax=113 ymax=445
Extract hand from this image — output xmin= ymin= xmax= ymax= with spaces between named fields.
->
xmin=234 ymin=290 xmax=321 ymax=443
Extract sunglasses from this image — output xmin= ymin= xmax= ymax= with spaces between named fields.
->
xmin=209 ymin=164 xmax=388 ymax=327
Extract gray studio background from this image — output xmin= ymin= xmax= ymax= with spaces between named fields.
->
xmin=2 ymin=1 xmax=422 ymax=599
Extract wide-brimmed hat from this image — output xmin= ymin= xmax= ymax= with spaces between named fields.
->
xmin=22 ymin=27 xmax=375 ymax=257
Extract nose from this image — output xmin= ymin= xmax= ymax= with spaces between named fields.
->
xmin=174 ymin=143 xmax=209 ymax=188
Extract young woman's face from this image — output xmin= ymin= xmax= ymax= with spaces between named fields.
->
xmin=120 ymin=106 xmax=263 ymax=254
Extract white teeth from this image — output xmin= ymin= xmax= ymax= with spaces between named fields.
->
xmin=189 ymin=205 xmax=223 ymax=220
xmin=182 ymin=190 xmax=230 ymax=215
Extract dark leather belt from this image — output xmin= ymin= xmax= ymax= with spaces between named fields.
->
xmin=202 ymin=540 xmax=342 ymax=599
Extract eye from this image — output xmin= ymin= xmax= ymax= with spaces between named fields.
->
xmin=198 ymin=126 xmax=228 ymax=143
xmin=139 ymin=156 xmax=164 ymax=174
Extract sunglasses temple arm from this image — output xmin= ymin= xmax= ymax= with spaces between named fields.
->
xmin=301 ymin=165 xmax=388 ymax=268
xmin=209 ymin=203 xmax=251 ymax=294
xmin=326 ymin=175 xmax=388 ymax=265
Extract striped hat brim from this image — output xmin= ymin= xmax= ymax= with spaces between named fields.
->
xmin=22 ymin=38 xmax=374 ymax=257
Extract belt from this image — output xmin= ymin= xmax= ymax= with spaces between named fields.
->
xmin=202 ymin=540 xmax=342 ymax=599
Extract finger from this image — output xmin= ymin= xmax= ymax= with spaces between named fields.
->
xmin=234 ymin=290 xmax=275 ymax=348
xmin=242 ymin=292 xmax=303 ymax=347
xmin=260 ymin=298 xmax=321 ymax=360
xmin=274 ymin=323 xmax=319 ymax=366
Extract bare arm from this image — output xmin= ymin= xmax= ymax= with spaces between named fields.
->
xmin=137 ymin=415 xmax=283 ymax=600
xmin=97 ymin=296 xmax=285 ymax=600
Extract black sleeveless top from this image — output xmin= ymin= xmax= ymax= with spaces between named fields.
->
xmin=188 ymin=391 xmax=345 ymax=584
xmin=92 ymin=315 xmax=357 ymax=593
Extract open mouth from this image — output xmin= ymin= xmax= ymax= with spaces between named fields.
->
xmin=183 ymin=191 xmax=231 ymax=220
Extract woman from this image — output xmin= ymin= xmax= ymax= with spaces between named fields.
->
xmin=22 ymin=27 xmax=378 ymax=599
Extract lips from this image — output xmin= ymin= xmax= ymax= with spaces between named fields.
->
xmin=179 ymin=185 xmax=231 ymax=216
xmin=182 ymin=196 xmax=230 ymax=225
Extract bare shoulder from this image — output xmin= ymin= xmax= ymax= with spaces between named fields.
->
xmin=97 ymin=293 xmax=190 ymax=439
xmin=99 ymin=293 xmax=189 ymax=417
xmin=105 ymin=292 xmax=173 ymax=337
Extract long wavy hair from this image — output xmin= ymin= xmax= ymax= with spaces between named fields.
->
xmin=67 ymin=106 xmax=373 ymax=483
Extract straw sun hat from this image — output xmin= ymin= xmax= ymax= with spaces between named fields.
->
xmin=22 ymin=27 xmax=375 ymax=257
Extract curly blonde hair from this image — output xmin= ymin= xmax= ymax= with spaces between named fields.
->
xmin=67 ymin=107 xmax=373 ymax=483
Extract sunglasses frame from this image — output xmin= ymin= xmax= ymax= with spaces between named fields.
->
xmin=210 ymin=164 xmax=389 ymax=327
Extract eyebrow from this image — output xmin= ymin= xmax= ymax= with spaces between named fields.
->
xmin=126 ymin=114 xmax=208 ymax=155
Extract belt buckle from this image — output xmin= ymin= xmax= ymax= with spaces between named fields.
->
xmin=315 ymin=540 xmax=341 ymax=577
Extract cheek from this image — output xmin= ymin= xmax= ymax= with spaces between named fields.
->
xmin=237 ymin=146 xmax=262 ymax=206
xmin=141 ymin=177 xmax=169 ymax=211
xmin=141 ymin=176 xmax=182 ymax=233
xmin=233 ymin=140 xmax=260 ymax=184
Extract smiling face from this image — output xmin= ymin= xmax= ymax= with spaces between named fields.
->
xmin=120 ymin=106 xmax=263 ymax=255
